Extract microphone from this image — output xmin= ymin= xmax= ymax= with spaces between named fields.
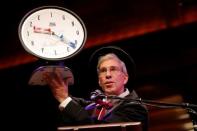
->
xmin=90 ymin=89 xmax=113 ymax=109
xmin=85 ymin=90 xmax=103 ymax=110
xmin=90 ymin=89 xmax=105 ymax=101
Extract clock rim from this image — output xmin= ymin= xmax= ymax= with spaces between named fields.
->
xmin=18 ymin=5 xmax=87 ymax=61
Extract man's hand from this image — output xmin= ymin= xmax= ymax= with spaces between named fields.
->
xmin=43 ymin=71 xmax=70 ymax=103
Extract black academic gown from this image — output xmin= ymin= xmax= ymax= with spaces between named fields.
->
xmin=59 ymin=90 xmax=148 ymax=131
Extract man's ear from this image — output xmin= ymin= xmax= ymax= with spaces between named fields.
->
xmin=98 ymin=79 xmax=101 ymax=87
xmin=124 ymin=74 xmax=129 ymax=85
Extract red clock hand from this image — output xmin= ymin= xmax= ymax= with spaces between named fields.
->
xmin=33 ymin=26 xmax=52 ymax=34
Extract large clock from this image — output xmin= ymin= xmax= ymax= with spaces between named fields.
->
xmin=18 ymin=6 xmax=87 ymax=60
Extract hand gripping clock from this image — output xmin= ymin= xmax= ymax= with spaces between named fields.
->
xmin=18 ymin=6 xmax=87 ymax=86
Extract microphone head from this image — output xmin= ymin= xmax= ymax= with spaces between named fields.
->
xmin=90 ymin=89 xmax=113 ymax=109
xmin=90 ymin=89 xmax=104 ymax=101
xmin=91 ymin=89 xmax=102 ymax=95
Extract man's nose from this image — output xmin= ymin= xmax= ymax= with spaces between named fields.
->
xmin=105 ymin=70 xmax=112 ymax=78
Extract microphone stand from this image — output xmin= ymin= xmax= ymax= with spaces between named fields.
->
xmin=107 ymin=95 xmax=197 ymax=130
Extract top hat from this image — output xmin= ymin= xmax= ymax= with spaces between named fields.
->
xmin=88 ymin=46 xmax=136 ymax=85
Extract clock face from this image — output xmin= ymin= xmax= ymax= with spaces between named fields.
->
xmin=18 ymin=6 xmax=87 ymax=60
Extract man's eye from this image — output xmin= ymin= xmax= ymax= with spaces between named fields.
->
xmin=110 ymin=67 xmax=116 ymax=71
xmin=100 ymin=68 xmax=106 ymax=73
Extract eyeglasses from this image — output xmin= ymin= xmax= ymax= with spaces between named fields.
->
xmin=98 ymin=66 xmax=122 ymax=76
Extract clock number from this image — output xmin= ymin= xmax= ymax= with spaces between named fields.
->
xmin=27 ymin=31 xmax=29 ymax=36
xmin=50 ymin=12 xmax=53 ymax=17
xmin=30 ymin=21 xmax=33 ymax=27
xmin=67 ymin=47 xmax=70 ymax=52
xmin=54 ymin=50 xmax=57 ymax=55
xmin=75 ymin=40 xmax=77 ymax=44
xmin=31 ymin=41 xmax=34 ymax=46
xmin=41 ymin=48 xmax=44 ymax=53
xmin=37 ymin=15 xmax=40 ymax=20
xmin=62 ymin=15 xmax=65 ymax=20
xmin=76 ymin=30 xmax=79 ymax=35
xmin=72 ymin=21 xmax=74 ymax=26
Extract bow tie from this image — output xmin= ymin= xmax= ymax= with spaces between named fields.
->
xmin=94 ymin=100 xmax=114 ymax=120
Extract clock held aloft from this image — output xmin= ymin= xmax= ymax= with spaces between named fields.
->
xmin=18 ymin=6 xmax=87 ymax=60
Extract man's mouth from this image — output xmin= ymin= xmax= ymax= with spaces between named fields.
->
xmin=105 ymin=81 xmax=114 ymax=86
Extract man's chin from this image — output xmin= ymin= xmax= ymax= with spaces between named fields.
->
xmin=104 ymin=89 xmax=115 ymax=95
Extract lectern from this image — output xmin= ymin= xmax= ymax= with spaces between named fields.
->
xmin=57 ymin=122 xmax=142 ymax=131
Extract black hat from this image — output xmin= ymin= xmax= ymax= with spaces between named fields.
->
xmin=88 ymin=46 xmax=136 ymax=83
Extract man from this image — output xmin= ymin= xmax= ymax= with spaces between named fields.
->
xmin=43 ymin=46 xmax=148 ymax=130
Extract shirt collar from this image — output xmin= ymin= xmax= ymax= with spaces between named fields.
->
xmin=118 ymin=88 xmax=130 ymax=98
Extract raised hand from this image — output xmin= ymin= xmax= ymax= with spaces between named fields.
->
xmin=43 ymin=71 xmax=70 ymax=103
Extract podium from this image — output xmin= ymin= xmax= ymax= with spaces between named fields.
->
xmin=57 ymin=122 xmax=142 ymax=131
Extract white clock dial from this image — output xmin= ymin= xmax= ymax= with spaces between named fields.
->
xmin=18 ymin=6 xmax=87 ymax=60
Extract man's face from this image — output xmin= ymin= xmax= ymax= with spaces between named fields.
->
xmin=98 ymin=58 xmax=128 ymax=96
